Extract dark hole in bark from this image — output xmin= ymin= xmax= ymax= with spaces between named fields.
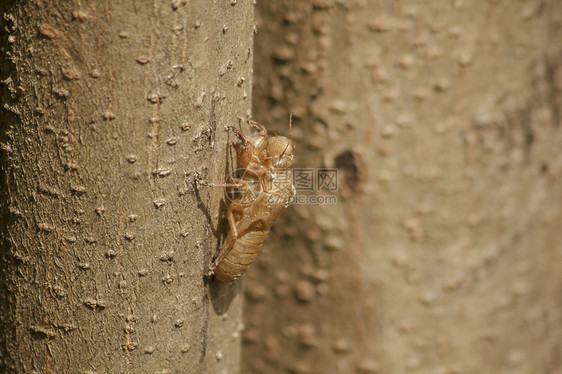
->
xmin=334 ymin=150 xmax=365 ymax=193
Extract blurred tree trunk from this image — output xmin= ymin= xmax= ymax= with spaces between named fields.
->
xmin=0 ymin=1 xmax=253 ymax=373
xmin=244 ymin=1 xmax=562 ymax=373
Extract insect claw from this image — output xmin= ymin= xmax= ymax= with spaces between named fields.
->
xmin=193 ymin=173 xmax=211 ymax=189
xmin=206 ymin=263 xmax=216 ymax=277
xmin=247 ymin=120 xmax=267 ymax=135
xmin=226 ymin=125 xmax=247 ymax=144
xmin=194 ymin=174 xmax=220 ymax=187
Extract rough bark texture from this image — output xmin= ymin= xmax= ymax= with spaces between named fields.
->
xmin=0 ymin=1 xmax=253 ymax=373
xmin=244 ymin=1 xmax=562 ymax=373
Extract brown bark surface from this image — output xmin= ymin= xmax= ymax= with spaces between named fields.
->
xmin=244 ymin=1 xmax=562 ymax=373
xmin=0 ymin=1 xmax=253 ymax=373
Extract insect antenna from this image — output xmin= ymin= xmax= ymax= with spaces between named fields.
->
xmin=289 ymin=113 xmax=293 ymax=140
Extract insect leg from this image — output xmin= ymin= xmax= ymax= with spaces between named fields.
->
xmin=226 ymin=125 xmax=248 ymax=144
xmin=227 ymin=126 xmax=255 ymax=167
xmin=208 ymin=209 xmax=239 ymax=273
xmin=210 ymin=180 xmax=249 ymax=189
xmin=247 ymin=120 xmax=267 ymax=135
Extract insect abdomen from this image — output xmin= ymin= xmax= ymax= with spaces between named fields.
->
xmin=214 ymin=230 xmax=270 ymax=282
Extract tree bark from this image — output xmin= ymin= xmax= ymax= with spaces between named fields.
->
xmin=244 ymin=1 xmax=562 ymax=373
xmin=0 ymin=1 xmax=253 ymax=373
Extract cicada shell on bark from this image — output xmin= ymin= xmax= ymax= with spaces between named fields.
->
xmin=209 ymin=120 xmax=295 ymax=282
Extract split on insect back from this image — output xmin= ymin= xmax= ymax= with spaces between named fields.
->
xmin=207 ymin=116 xmax=295 ymax=282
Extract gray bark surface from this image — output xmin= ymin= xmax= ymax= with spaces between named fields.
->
xmin=0 ymin=1 xmax=253 ymax=373
xmin=243 ymin=1 xmax=562 ymax=373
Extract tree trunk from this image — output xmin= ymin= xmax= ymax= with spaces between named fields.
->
xmin=244 ymin=1 xmax=562 ymax=373
xmin=0 ymin=1 xmax=253 ymax=373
